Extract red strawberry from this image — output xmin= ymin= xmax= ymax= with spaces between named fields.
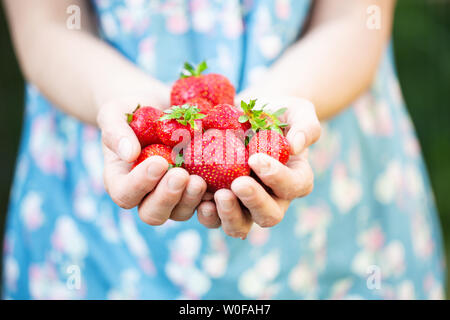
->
xmin=185 ymin=97 xmax=214 ymax=115
xmin=127 ymin=105 xmax=163 ymax=147
xmin=171 ymin=61 xmax=235 ymax=107
xmin=203 ymin=104 xmax=245 ymax=130
xmin=248 ymin=130 xmax=290 ymax=165
xmin=156 ymin=104 xmax=206 ymax=147
xmin=203 ymin=104 xmax=252 ymax=138
xmin=240 ymin=99 xmax=290 ymax=164
xmin=132 ymin=144 xmax=176 ymax=169
xmin=183 ymin=129 xmax=251 ymax=192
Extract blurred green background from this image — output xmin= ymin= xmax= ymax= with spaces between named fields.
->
xmin=0 ymin=0 xmax=449 ymax=298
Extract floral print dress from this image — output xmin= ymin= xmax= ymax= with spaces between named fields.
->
xmin=2 ymin=0 xmax=445 ymax=299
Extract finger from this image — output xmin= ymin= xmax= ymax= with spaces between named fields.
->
xmin=138 ymin=168 xmax=190 ymax=226
xmin=214 ymin=189 xmax=252 ymax=239
xmin=231 ymin=176 xmax=287 ymax=228
xmin=103 ymin=147 xmax=169 ymax=209
xmin=284 ymin=98 xmax=322 ymax=155
xmin=171 ymin=175 xmax=207 ymax=221
xmin=248 ymin=152 xmax=314 ymax=200
xmin=197 ymin=201 xmax=221 ymax=229
xmin=202 ymin=192 xmax=214 ymax=201
xmin=97 ymin=104 xmax=141 ymax=162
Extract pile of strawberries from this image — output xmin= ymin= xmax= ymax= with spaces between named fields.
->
xmin=128 ymin=62 xmax=290 ymax=192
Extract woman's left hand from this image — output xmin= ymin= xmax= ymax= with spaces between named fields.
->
xmin=197 ymin=96 xmax=322 ymax=239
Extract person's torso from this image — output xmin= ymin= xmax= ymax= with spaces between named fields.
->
xmin=91 ymin=0 xmax=312 ymax=90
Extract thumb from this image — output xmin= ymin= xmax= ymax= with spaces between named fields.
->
xmin=97 ymin=104 xmax=141 ymax=163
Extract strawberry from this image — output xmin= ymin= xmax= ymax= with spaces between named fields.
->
xmin=248 ymin=130 xmax=290 ymax=165
xmin=171 ymin=61 xmax=235 ymax=107
xmin=156 ymin=104 xmax=206 ymax=147
xmin=183 ymin=129 xmax=251 ymax=192
xmin=202 ymin=104 xmax=251 ymax=134
xmin=238 ymin=99 xmax=288 ymax=135
xmin=127 ymin=105 xmax=163 ymax=147
xmin=185 ymin=97 xmax=214 ymax=115
xmin=240 ymin=99 xmax=290 ymax=164
xmin=132 ymin=144 xmax=179 ymax=169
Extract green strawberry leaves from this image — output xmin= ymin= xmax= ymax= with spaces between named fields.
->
xmin=159 ymin=104 xmax=207 ymax=129
xmin=240 ymin=99 xmax=288 ymax=135
xmin=169 ymin=152 xmax=185 ymax=170
xmin=180 ymin=61 xmax=208 ymax=78
xmin=238 ymin=115 xmax=249 ymax=123
xmin=175 ymin=153 xmax=185 ymax=167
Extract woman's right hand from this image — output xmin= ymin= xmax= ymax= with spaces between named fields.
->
xmin=97 ymin=95 xmax=207 ymax=225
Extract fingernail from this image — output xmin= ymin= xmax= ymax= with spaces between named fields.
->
xmin=293 ymin=132 xmax=306 ymax=155
xmin=233 ymin=183 xmax=253 ymax=198
xmin=187 ymin=182 xmax=203 ymax=197
xmin=249 ymin=154 xmax=273 ymax=176
xmin=202 ymin=209 xmax=213 ymax=218
xmin=147 ymin=159 xmax=167 ymax=178
xmin=118 ymin=138 xmax=132 ymax=160
xmin=168 ymin=174 xmax=186 ymax=191
xmin=219 ymin=198 xmax=234 ymax=211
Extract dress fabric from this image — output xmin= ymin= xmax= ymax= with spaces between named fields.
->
xmin=2 ymin=0 xmax=446 ymax=299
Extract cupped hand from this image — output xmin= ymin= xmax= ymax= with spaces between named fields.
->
xmin=197 ymin=96 xmax=321 ymax=239
xmin=97 ymin=94 xmax=207 ymax=225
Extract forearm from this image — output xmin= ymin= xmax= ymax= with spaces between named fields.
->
xmin=3 ymin=0 xmax=168 ymax=126
xmin=243 ymin=0 xmax=395 ymax=120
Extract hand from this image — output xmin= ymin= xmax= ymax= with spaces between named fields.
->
xmin=197 ymin=96 xmax=321 ymax=239
xmin=97 ymin=94 xmax=208 ymax=225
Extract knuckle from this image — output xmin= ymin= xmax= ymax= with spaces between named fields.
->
xmin=139 ymin=208 xmax=167 ymax=226
xmin=266 ymin=173 xmax=283 ymax=187
xmin=221 ymin=214 xmax=237 ymax=225
xmin=157 ymin=192 xmax=179 ymax=208
xmin=132 ymin=178 xmax=152 ymax=196
xmin=243 ymin=196 xmax=264 ymax=211
xmin=112 ymin=194 xmax=133 ymax=210
xmin=257 ymin=213 xmax=282 ymax=228
xmin=260 ymin=164 xmax=280 ymax=180
xmin=110 ymin=186 xmax=133 ymax=209
xmin=183 ymin=192 xmax=202 ymax=203
xmin=171 ymin=207 xmax=194 ymax=221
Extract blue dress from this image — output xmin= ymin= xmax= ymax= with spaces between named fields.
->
xmin=3 ymin=0 xmax=445 ymax=299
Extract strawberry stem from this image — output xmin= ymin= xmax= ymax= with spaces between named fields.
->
xmin=125 ymin=104 xmax=141 ymax=124
xmin=240 ymin=99 xmax=287 ymax=134
xmin=180 ymin=61 xmax=208 ymax=78
xmin=159 ymin=104 xmax=207 ymax=129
